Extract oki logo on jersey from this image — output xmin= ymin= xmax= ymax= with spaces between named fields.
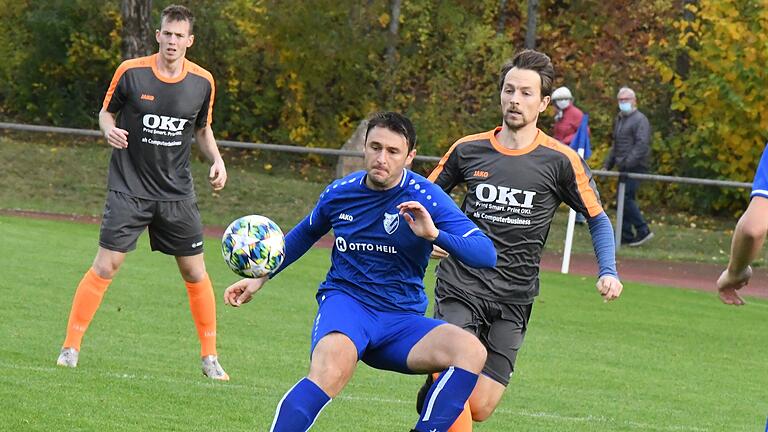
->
xmin=383 ymin=212 xmax=400 ymax=235
xmin=475 ymin=183 xmax=536 ymax=208
xmin=142 ymin=114 xmax=189 ymax=132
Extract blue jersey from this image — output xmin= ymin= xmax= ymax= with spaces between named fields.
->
xmin=752 ymin=143 xmax=768 ymax=199
xmin=272 ymin=169 xmax=496 ymax=314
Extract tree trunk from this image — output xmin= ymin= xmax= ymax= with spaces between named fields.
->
xmin=496 ymin=0 xmax=509 ymax=36
xmin=121 ymin=0 xmax=153 ymax=60
xmin=386 ymin=0 xmax=402 ymax=68
xmin=525 ymin=0 xmax=538 ymax=49
xmin=676 ymin=0 xmax=697 ymax=80
xmin=672 ymin=0 xmax=697 ymax=125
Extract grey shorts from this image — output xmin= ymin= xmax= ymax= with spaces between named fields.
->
xmin=433 ymin=280 xmax=533 ymax=386
xmin=99 ymin=190 xmax=204 ymax=256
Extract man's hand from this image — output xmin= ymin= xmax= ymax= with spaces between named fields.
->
xmin=397 ymin=201 xmax=439 ymax=241
xmin=430 ymin=245 xmax=449 ymax=259
xmin=716 ymin=266 xmax=751 ymax=306
xmin=596 ymin=275 xmax=623 ymax=302
xmin=223 ymin=276 xmax=268 ymax=307
xmin=209 ymin=158 xmax=227 ymax=191
xmin=105 ymin=126 xmax=129 ymax=149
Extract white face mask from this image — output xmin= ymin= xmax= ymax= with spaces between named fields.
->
xmin=618 ymin=101 xmax=633 ymax=113
xmin=555 ymin=100 xmax=570 ymax=110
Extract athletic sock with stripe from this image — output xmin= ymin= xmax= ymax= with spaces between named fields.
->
xmin=413 ymin=366 xmax=478 ymax=432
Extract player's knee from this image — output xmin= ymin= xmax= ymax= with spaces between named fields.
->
xmin=452 ymin=332 xmax=486 ymax=372
xmin=91 ymin=260 xmax=120 ymax=279
xmin=180 ymin=267 xmax=206 ymax=283
xmin=308 ymin=363 xmax=349 ymax=397
xmin=470 ymin=402 xmax=497 ymax=422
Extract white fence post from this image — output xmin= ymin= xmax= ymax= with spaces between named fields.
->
xmin=615 ymin=178 xmax=626 ymax=249
xmin=561 ymin=147 xmax=585 ymax=274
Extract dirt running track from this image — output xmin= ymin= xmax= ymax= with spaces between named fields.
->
xmin=4 ymin=209 xmax=766 ymax=300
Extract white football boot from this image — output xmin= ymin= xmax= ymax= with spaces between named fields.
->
xmin=56 ymin=347 xmax=79 ymax=368
xmin=201 ymin=355 xmax=229 ymax=381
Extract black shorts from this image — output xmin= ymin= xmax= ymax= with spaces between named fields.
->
xmin=99 ymin=190 xmax=204 ymax=256
xmin=433 ymin=280 xmax=533 ymax=386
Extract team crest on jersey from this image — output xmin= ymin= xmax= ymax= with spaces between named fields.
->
xmin=383 ymin=212 xmax=400 ymax=235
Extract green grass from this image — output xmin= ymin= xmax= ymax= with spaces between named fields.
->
xmin=544 ymin=209 xmax=759 ymax=265
xmin=1 ymin=215 xmax=767 ymax=431
xmin=2 ymin=134 xmax=763 ymax=266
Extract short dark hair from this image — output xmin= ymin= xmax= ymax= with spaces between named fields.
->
xmin=161 ymin=4 xmax=195 ymax=33
xmin=498 ymin=49 xmax=555 ymax=98
xmin=364 ymin=112 xmax=418 ymax=152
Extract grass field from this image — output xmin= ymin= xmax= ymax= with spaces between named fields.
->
xmin=1 ymin=215 xmax=767 ymax=431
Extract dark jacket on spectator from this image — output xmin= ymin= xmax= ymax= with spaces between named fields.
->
xmin=604 ymin=110 xmax=651 ymax=172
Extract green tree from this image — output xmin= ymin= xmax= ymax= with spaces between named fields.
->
xmin=0 ymin=0 xmax=120 ymax=127
xmin=652 ymin=0 xmax=768 ymax=211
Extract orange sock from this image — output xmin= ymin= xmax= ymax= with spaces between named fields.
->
xmin=63 ymin=268 xmax=111 ymax=350
xmin=447 ymin=401 xmax=473 ymax=432
xmin=185 ymin=274 xmax=217 ymax=357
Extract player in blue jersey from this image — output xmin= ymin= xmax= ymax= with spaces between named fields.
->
xmin=716 ymin=143 xmax=768 ymax=305
xmin=224 ymin=112 xmax=498 ymax=432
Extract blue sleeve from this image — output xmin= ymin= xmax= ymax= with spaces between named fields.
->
xmin=270 ymin=193 xmax=333 ymax=278
xmin=587 ymin=211 xmax=618 ymax=278
xmin=433 ymin=228 xmax=496 ymax=268
xmin=427 ymin=184 xmax=497 ymax=268
xmin=751 ymin=143 xmax=768 ymax=199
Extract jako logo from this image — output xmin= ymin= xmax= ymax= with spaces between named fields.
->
xmin=140 ymin=94 xmax=155 ymax=101
xmin=142 ymin=114 xmax=189 ymax=132
xmin=338 ymin=213 xmax=353 ymax=221
xmin=475 ymin=183 xmax=536 ymax=208
xmin=473 ymin=170 xmax=489 ymax=178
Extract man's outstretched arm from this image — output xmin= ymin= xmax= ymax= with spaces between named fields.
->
xmin=717 ymin=197 xmax=768 ymax=305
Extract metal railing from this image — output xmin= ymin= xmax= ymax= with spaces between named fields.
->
xmin=586 ymin=170 xmax=752 ymax=249
xmin=0 ymin=122 xmax=442 ymax=163
xmin=0 ymin=121 xmax=754 ymax=250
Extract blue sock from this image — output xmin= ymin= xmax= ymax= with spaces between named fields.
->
xmin=271 ymin=377 xmax=331 ymax=432
xmin=414 ymin=366 xmax=478 ymax=431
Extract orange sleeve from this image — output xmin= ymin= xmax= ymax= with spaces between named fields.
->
xmin=545 ymin=139 xmax=603 ymax=217
xmin=429 ymin=131 xmax=494 ymax=183
xmin=102 ymin=62 xmax=131 ymax=112
xmin=189 ymin=64 xmax=215 ymax=127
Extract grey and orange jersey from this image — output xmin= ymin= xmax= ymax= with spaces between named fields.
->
xmin=102 ymin=53 xmax=215 ymax=200
xmin=428 ymin=127 xmax=603 ymax=304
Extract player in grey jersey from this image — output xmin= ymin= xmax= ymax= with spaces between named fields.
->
xmin=416 ymin=49 xmax=623 ymax=431
xmin=56 ymin=5 xmax=229 ymax=380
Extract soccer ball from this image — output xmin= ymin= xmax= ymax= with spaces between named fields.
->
xmin=221 ymin=215 xmax=285 ymax=278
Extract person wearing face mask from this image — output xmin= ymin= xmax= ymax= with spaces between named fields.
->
xmin=552 ymin=86 xmax=585 ymax=147
xmin=552 ymin=86 xmax=589 ymax=224
xmin=604 ymin=86 xmax=653 ymax=246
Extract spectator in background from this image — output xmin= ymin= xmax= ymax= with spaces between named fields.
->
xmin=552 ymin=86 xmax=588 ymax=224
xmin=552 ymin=86 xmax=585 ymax=147
xmin=604 ymin=86 xmax=653 ymax=246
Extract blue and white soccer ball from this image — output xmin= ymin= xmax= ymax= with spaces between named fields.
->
xmin=221 ymin=215 xmax=285 ymax=278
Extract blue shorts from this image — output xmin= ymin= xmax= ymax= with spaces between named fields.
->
xmin=752 ymin=144 xmax=768 ymax=199
xmin=310 ymin=290 xmax=444 ymax=374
